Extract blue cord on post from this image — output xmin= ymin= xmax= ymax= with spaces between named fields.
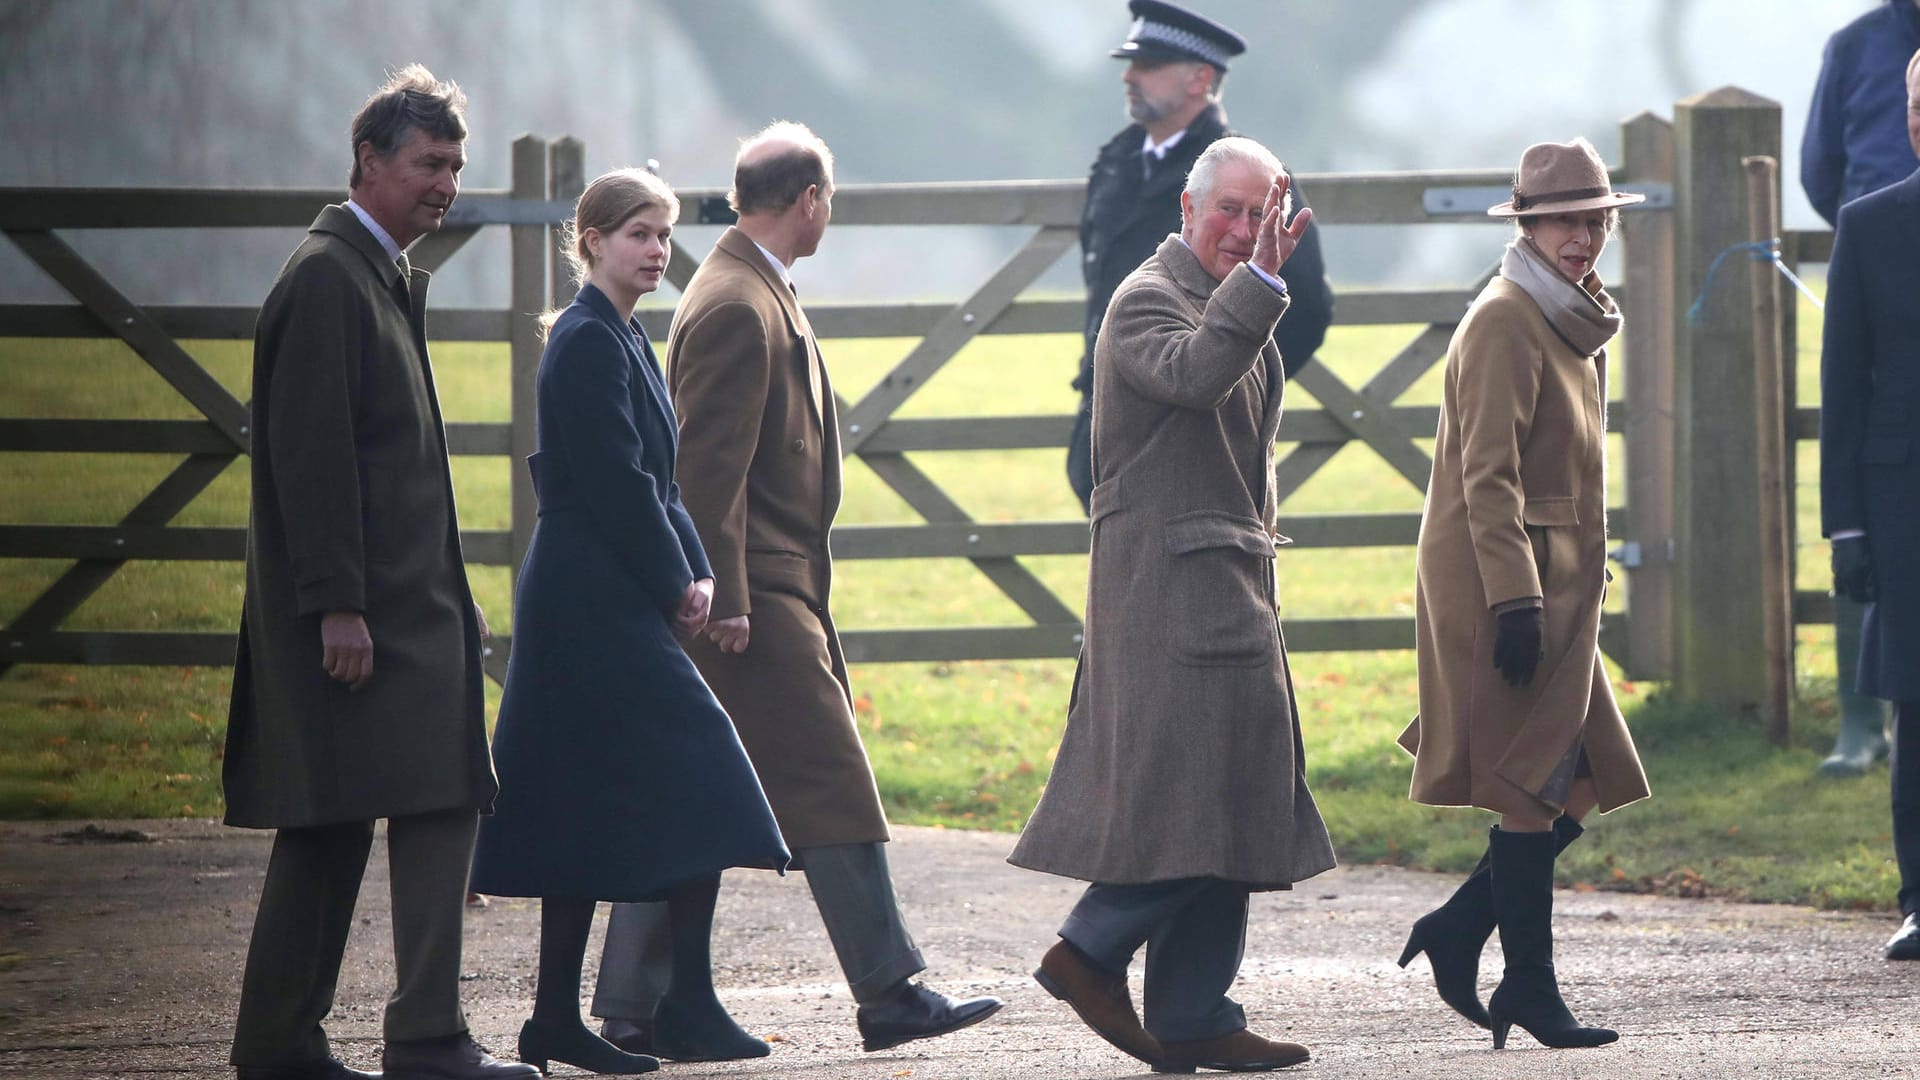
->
xmin=1686 ymin=237 xmax=1824 ymax=327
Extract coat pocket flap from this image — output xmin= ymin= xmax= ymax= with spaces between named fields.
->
xmin=1862 ymin=437 xmax=1911 ymax=465
xmin=1522 ymin=496 xmax=1580 ymax=527
xmin=1164 ymin=510 xmax=1275 ymax=557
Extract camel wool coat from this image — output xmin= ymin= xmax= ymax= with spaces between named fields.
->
xmin=665 ymin=227 xmax=889 ymax=853
xmin=1010 ymin=236 xmax=1336 ymax=888
xmin=1399 ymin=275 xmax=1650 ymax=819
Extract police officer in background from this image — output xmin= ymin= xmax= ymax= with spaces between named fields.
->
xmin=1067 ymin=0 xmax=1335 ymax=510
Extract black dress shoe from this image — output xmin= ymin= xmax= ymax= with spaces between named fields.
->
xmin=382 ymin=1033 xmax=540 ymax=1080
xmin=235 ymin=1058 xmax=380 ymax=1080
xmin=650 ymin=992 xmax=770 ymax=1061
xmin=855 ymin=980 xmax=1004 ymax=1053
xmin=1887 ymin=913 xmax=1920 ymax=960
xmin=599 ymin=1017 xmax=655 ymax=1056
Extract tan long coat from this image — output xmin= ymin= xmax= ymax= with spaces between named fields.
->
xmin=665 ymin=227 xmax=888 ymax=852
xmin=1399 ymin=276 xmax=1650 ymax=819
xmin=1010 ymin=236 xmax=1336 ymax=888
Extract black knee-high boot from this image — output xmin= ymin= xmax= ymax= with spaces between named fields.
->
xmin=518 ymin=898 xmax=660 ymax=1074
xmin=1487 ymin=828 xmax=1617 ymax=1049
xmin=650 ymin=874 xmax=770 ymax=1062
xmin=1398 ymin=815 xmax=1583 ymax=1028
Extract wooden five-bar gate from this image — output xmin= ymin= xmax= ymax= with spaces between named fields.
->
xmin=0 ymin=92 xmax=1828 ymax=723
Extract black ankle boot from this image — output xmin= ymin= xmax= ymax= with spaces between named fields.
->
xmin=517 ymin=1015 xmax=659 ymax=1074
xmin=1399 ymin=815 xmax=1583 ymax=1029
xmin=650 ymin=992 xmax=770 ymax=1062
xmin=1486 ymin=827 xmax=1617 ymax=1050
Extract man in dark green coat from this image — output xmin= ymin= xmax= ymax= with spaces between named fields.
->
xmin=223 ymin=65 xmax=530 ymax=1080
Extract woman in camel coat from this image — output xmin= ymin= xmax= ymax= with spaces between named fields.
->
xmin=1396 ymin=138 xmax=1651 ymax=1053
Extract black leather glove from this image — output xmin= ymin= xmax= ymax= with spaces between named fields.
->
xmin=1492 ymin=606 xmax=1545 ymax=689
xmin=1832 ymin=536 xmax=1876 ymax=604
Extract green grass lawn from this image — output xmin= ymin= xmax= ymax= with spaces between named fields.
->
xmin=0 ymin=278 xmax=1900 ymax=910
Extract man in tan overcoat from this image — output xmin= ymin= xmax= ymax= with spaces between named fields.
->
xmin=590 ymin=122 xmax=1000 ymax=1058
xmin=225 ymin=66 xmax=533 ymax=1080
xmin=1010 ymin=136 xmax=1336 ymax=1074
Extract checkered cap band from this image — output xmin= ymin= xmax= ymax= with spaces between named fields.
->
xmin=1129 ymin=16 xmax=1231 ymax=67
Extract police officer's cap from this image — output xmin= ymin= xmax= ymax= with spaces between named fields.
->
xmin=1109 ymin=0 xmax=1246 ymax=72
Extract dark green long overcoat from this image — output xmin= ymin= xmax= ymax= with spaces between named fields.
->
xmin=223 ymin=205 xmax=497 ymax=829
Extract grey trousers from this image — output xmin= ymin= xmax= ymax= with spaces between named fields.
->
xmin=230 ymin=807 xmax=478 ymax=1066
xmin=1059 ymin=878 xmax=1251 ymax=1043
xmin=592 ymin=841 xmax=924 ymax=1017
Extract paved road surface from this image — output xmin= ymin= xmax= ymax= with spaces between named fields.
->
xmin=1 ymin=820 xmax=1914 ymax=1078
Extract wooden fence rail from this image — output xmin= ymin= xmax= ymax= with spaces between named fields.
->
xmin=4 ymin=126 xmax=1682 ymax=675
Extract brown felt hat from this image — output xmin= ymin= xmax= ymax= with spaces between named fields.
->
xmin=1486 ymin=138 xmax=1645 ymax=217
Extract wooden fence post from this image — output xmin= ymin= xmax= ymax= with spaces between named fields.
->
xmin=509 ymin=136 xmax=548 ymax=591
xmin=1670 ymin=87 xmax=1782 ymax=711
xmin=1619 ymin=111 xmax=1676 ymax=681
xmin=1743 ymin=155 xmax=1793 ymax=745
xmin=548 ymin=137 xmax=585 ymax=309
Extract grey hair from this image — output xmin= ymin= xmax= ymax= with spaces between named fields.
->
xmin=1183 ymin=136 xmax=1284 ymax=205
xmin=348 ymin=64 xmax=467 ymax=188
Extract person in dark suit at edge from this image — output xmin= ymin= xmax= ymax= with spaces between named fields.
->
xmin=1799 ymin=0 xmax=1920 ymax=776
xmin=1819 ymin=47 xmax=1920 ymax=961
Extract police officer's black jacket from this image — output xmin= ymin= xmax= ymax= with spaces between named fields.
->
xmin=1075 ymin=103 xmax=1334 ymax=391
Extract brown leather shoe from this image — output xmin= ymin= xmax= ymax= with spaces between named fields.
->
xmin=1153 ymin=1029 xmax=1310 ymax=1073
xmin=1033 ymin=939 xmax=1161 ymax=1065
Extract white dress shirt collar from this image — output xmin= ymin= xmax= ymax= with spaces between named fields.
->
xmin=1142 ymin=127 xmax=1189 ymax=162
xmin=750 ymin=238 xmax=795 ymax=291
xmin=345 ymin=199 xmax=405 ymax=264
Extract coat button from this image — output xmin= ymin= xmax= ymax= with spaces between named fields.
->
xmin=790 ymin=439 xmax=805 ymax=453
xmin=1085 ymin=251 xmax=1097 ymax=263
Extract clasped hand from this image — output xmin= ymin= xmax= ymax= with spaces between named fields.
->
xmin=1250 ymin=174 xmax=1314 ymax=278
xmin=675 ymin=579 xmax=750 ymax=654
xmin=674 ymin=578 xmax=715 ymax=639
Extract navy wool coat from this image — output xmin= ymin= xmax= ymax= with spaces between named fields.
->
xmin=470 ymin=284 xmax=789 ymax=901
xmin=1821 ymin=170 xmax=1920 ymax=702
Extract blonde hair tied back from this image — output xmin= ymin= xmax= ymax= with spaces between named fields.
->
xmin=539 ymin=167 xmax=681 ymax=336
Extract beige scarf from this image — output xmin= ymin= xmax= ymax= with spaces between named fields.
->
xmin=1500 ymin=239 xmax=1622 ymax=357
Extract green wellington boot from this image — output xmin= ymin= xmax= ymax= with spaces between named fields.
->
xmin=1821 ymin=594 xmax=1889 ymax=777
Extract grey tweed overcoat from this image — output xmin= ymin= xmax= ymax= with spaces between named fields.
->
xmin=1010 ymin=235 xmax=1337 ymax=888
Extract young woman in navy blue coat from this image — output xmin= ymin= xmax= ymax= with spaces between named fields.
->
xmin=470 ymin=169 xmax=789 ymax=1074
